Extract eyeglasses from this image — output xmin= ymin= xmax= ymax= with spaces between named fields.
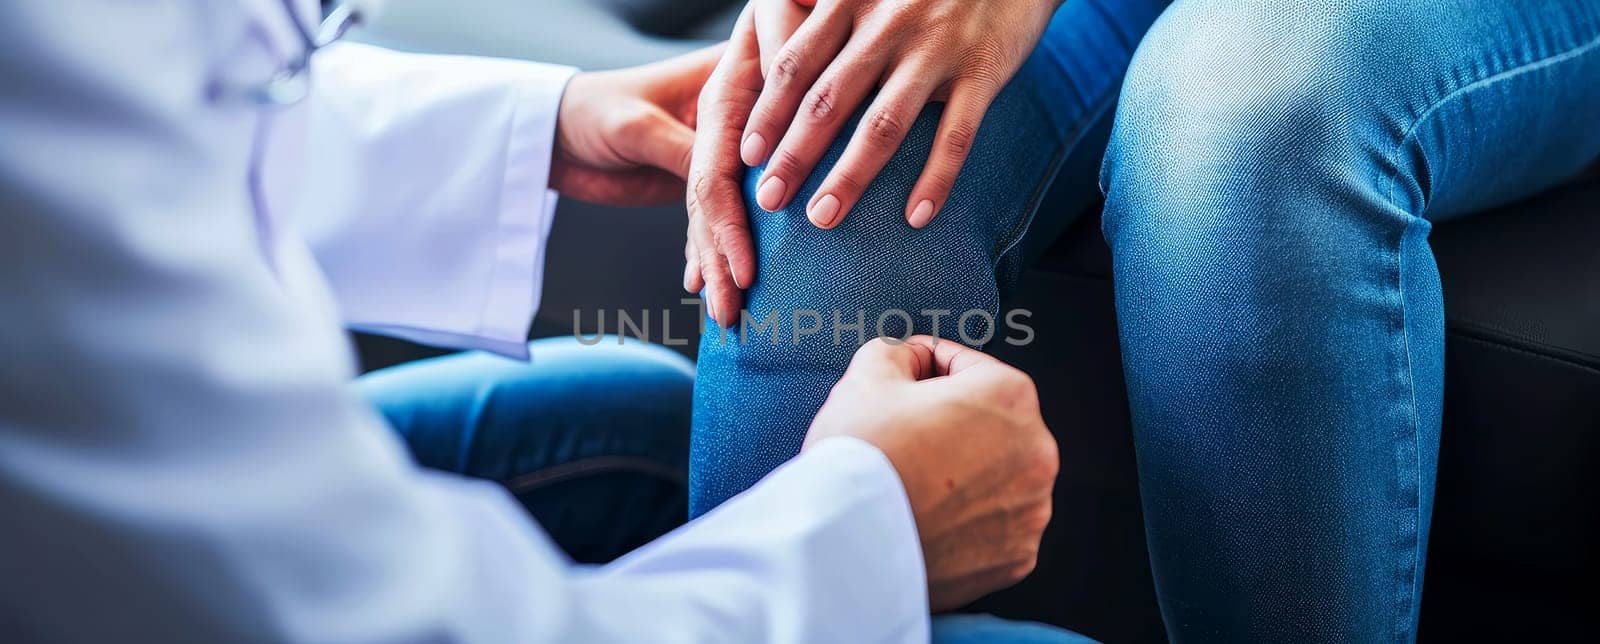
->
xmin=211 ymin=1 xmax=364 ymax=107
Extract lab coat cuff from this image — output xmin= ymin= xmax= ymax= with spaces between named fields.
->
xmin=794 ymin=436 xmax=929 ymax=606
xmin=633 ymin=435 xmax=930 ymax=641
xmin=474 ymin=63 xmax=577 ymax=360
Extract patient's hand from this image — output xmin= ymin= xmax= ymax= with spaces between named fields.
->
xmin=551 ymin=44 xmax=722 ymax=206
xmin=684 ymin=0 xmax=1061 ymax=327
xmin=805 ymin=337 xmax=1058 ymax=611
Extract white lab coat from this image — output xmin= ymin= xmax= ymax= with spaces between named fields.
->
xmin=0 ymin=1 xmax=929 ymax=642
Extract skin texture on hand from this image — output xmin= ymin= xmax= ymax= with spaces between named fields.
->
xmin=804 ymin=337 xmax=1059 ymax=612
xmin=551 ymin=44 xmax=724 ymax=206
xmin=684 ymin=0 xmax=1063 ymax=327
xmin=682 ymin=3 xmax=766 ymax=327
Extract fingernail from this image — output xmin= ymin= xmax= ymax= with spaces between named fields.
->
xmin=908 ymin=199 xmax=936 ymax=229
xmin=730 ymin=263 xmax=747 ymax=289
xmin=706 ymin=298 xmax=719 ymax=324
xmin=756 ymin=175 xmax=787 ymax=211
xmin=808 ymin=194 xmax=841 ymax=228
xmin=740 ymin=132 xmax=767 ymax=166
xmin=682 ymin=262 xmax=695 ymax=291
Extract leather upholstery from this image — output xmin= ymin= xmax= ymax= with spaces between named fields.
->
xmin=1435 ymin=178 xmax=1600 ymax=371
xmin=1008 ymin=176 xmax=1600 ymax=641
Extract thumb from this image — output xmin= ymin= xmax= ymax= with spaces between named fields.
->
xmin=902 ymin=335 xmax=1005 ymax=378
xmin=845 ymin=337 xmax=936 ymax=382
xmin=624 ymin=107 xmax=695 ymax=180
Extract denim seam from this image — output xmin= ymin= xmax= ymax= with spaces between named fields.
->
xmin=1398 ymin=219 xmax=1425 ymax=643
xmin=1384 ymin=32 xmax=1600 ymax=212
xmin=991 ymin=90 xmax=1123 ymax=275
xmin=1377 ymin=31 xmax=1600 ymax=641
xmin=991 ymin=144 xmax=1067 ymax=272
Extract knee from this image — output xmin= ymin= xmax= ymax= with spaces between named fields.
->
xmin=1101 ymin=0 xmax=1407 ymax=243
xmin=731 ymin=90 xmax=1059 ymax=352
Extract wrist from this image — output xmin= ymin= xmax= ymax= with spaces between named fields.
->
xmin=553 ymin=71 xmax=594 ymax=159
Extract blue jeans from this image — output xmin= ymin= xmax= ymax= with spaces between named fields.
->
xmin=360 ymin=337 xmax=1093 ymax=642
xmin=691 ymin=0 xmax=1600 ymax=640
xmin=360 ymin=337 xmax=696 ymax=563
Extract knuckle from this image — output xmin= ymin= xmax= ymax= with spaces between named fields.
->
xmin=926 ymin=5 xmax=959 ymax=28
xmin=1040 ymin=439 xmax=1061 ymax=480
xmin=991 ymin=366 xmax=1035 ymax=401
xmin=770 ymin=48 xmax=806 ymax=85
xmin=941 ymin=119 xmax=979 ymax=159
xmin=1026 ymin=504 xmax=1054 ymax=535
xmin=1028 ymin=435 xmax=1060 ymax=485
xmin=709 ymin=218 xmax=745 ymax=248
xmin=828 ymin=171 xmax=868 ymax=200
xmin=770 ymin=148 xmax=806 ymax=177
xmin=694 ymin=240 xmax=719 ymax=266
xmin=804 ymin=83 xmax=840 ymax=123
xmin=865 ymin=107 xmax=909 ymax=149
xmin=1009 ymin=554 xmax=1039 ymax=584
xmin=689 ymin=173 xmax=716 ymax=211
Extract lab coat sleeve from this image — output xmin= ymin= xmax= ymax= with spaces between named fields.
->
xmin=264 ymin=42 xmax=575 ymax=359
xmin=0 ymin=1 xmax=932 ymax=641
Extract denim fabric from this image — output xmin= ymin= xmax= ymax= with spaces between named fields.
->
xmin=1101 ymin=2 xmax=1600 ymax=639
xmin=931 ymin=614 xmax=1099 ymax=644
xmin=692 ymin=0 xmax=1600 ymax=640
xmin=690 ymin=0 xmax=1171 ymax=515
xmin=360 ymin=337 xmax=694 ymax=563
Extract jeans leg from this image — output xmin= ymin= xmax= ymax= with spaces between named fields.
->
xmin=358 ymin=336 xmax=695 ymax=563
xmin=931 ymin=614 xmax=1100 ymax=644
xmin=690 ymin=0 xmax=1171 ymax=516
xmin=1100 ymin=0 xmax=1600 ymax=639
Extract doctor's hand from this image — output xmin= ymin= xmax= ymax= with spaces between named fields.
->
xmin=551 ymin=44 xmax=724 ymax=206
xmin=805 ymin=337 xmax=1058 ymax=611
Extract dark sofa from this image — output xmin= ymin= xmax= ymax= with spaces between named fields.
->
xmin=351 ymin=2 xmax=1599 ymax=640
